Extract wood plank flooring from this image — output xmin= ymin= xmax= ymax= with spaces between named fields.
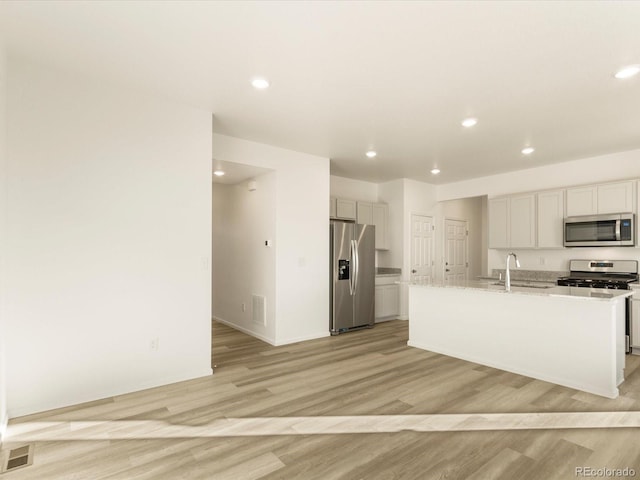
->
xmin=2 ymin=320 xmax=640 ymax=479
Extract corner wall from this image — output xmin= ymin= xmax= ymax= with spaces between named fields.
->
xmin=212 ymin=173 xmax=277 ymax=343
xmin=212 ymin=134 xmax=330 ymax=345
xmin=5 ymin=58 xmax=213 ymax=418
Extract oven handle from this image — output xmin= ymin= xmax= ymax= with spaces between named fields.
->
xmin=616 ymin=219 xmax=621 ymax=241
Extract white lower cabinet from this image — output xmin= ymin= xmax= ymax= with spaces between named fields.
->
xmin=375 ymin=276 xmax=400 ymax=321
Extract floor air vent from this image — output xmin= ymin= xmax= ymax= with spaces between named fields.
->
xmin=252 ymin=294 xmax=266 ymax=326
xmin=1 ymin=444 xmax=34 ymax=474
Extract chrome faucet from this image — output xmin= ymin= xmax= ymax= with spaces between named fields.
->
xmin=505 ymin=252 xmax=521 ymax=292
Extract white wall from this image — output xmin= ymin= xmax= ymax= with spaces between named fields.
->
xmin=437 ymin=149 xmax=640 ymax=201
xmin=330 ymin=175 xmax=378 ymax=202
xmin=0 ymin=39 xmax=7 ymax=438
xmin=212 ymin=134 xmax=330 ymax=345
xmin=212 ymin=173 xmax=277 ymax=343
xmin=5 ymin=58 xmax=213 ymax=418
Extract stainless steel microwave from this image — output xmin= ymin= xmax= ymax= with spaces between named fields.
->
xmin=564 ymin=213 xmax=635 ymax=247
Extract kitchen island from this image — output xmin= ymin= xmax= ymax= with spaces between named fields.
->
xmin=408 ymin=281 xmax=633 ymax=398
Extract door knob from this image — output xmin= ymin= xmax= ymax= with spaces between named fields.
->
xmin=412 ymin=269 xmax=417 ymax=273
xmin=445 ymin=269 xmax=450 ymax=272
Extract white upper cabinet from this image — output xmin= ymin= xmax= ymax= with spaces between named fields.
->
xmin=509 ymin=194 xmax=536 ymax=248
xmin=488 ymin=178 xmax=638 ymax=251
xmin=597 ymin=181 xmax=634 ymax=214
xmin=331 ymin=197 xmax=389 ymax=250
xmin=356 ymin=201 xmax=373 ymax=225
xmin=335 ymin=198 xmax=357 ymax=220
xmin=488 ymin=197 xmax=510 ymax=249
xmin=566 ymin=186 xmax=597 ymax=217
xmin=330 ymin=197 xmax=337 ymax=218
xmin=372 ymin=203 xmax=389 ymax=250
xmin=537 ymin=190 xmax=565 ymax=249
xmin=566 ymin=180 xmax=634 ymax=216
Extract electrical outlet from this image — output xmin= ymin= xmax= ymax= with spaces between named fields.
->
xmin=539 ymin=257 xmax=546 ymax=266
xmin=242 ymin=303 xmax=246 ymax=312
xmin=150 ymin=337 xmax=159 ymax=351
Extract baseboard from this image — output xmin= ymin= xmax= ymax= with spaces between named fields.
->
xmin=273 ymin=331 xmax=330 ymax=346
xmin=7 ymin=367 xmax=213 ymax=419
xmin=213 ymin=316 xmax=329 ymax=346
xmin=213 ymin=316 xmax=276 ymax=345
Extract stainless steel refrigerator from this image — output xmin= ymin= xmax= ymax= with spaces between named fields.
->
xmin=330 ymin=221 xmax=375 ymax=334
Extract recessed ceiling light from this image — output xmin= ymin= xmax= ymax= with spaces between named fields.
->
xmin=431 ymin=168 xmax=441 ymax=175
xmin=213 ymin=170 xmax=225 ymax=176
xmin=366 ymin=151 xmax=377 ymax=158
xmin=251 ymin=77 xmax=270 ymax=89
xmin=521 ymin=147 xmax=535 ymax=155
xmin=614 ymin=65 xmax=640 ymax=79
xmin=461 ymin=118 xmax=477 ymax=128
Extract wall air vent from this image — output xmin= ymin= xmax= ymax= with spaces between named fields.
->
xmin=252 ymin=294 xmax=266 ymax=326
xmin=1 ymin=444 xmax=34 ymax=474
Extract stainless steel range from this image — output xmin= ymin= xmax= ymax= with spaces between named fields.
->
xmin=557 ymin=260 xmax=638 ymax=353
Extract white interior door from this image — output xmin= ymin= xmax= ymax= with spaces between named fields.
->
xmin=444 ymin=219 xmax=468 ymax=284
xmin=410 ymin=215 xmax=434 ymax=285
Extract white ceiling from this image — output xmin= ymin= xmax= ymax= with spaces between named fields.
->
xmin=2 ymin=1 xmax=640 ymax=185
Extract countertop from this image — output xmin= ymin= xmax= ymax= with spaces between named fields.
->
xmin=376 ymin=267 xmax=401 ymax=277
xmin=408 ymin=280 xmax=635 ymax=301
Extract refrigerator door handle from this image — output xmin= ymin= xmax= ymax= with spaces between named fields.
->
xmin=353 ymin=240 xmax=359 ymax=294
xmin=349 ymin=240 xmax=355 ymax=295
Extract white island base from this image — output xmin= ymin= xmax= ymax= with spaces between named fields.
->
xmin=408 ymin=284 xmax=629 ymax=399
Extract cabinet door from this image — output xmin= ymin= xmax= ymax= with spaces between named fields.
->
xmin=537 ymin=190 xmax=565 ymax=248
xmin=566 ymin=186 xmax=597 ymax=217
xmin=372 ymin=203 xmax=389 ymax=250
xmin=356 ymin=202 xmax=373 ymax=225
xmin=597 ymin=181 xmax=634 ymax=214
xmin=488 ymin=198 xmax=509 ymax=248
xmin=382 ymin=285 xmax=400 ymax=317
xmin=510 ymin=194 xmax=536 ymax=248
xmin=374 ymin=286 xmax=385 ymax=319
xmin=336 ymin=199 xmax=357 ymax=220
xmin=330 ymin=197 xmax=337 ymax=218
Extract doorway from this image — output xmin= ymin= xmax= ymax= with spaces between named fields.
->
xmin=444 ymin=218 xmax=468 ymax=284
xmin=410 ymin=214 xmax=434 ymax=285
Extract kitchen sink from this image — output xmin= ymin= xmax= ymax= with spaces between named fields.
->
xmin=491 ymin=282 xmax=555 ymax=289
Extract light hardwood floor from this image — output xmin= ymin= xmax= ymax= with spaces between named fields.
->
xmin=2 ymin=320 xmax=640 ymax=479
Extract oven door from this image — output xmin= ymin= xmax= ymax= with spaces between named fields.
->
xmin=564 ymin=214 xmax=634 ymax=247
